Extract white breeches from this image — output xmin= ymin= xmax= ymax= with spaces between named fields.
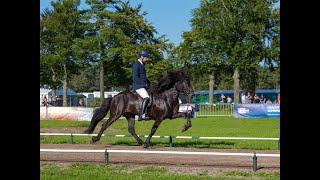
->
xmin=135 ymin=88 xmax=150 ymax=99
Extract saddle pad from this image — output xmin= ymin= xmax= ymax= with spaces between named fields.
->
xmin=178 ymin=104 xmax=194 ymax=112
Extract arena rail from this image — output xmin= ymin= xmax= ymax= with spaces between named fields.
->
xmin=40 ymin=148 xmax=279 ymax=172
xmin=40 ymin=133 xmax=280 ymax=150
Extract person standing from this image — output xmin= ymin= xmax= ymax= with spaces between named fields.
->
xmin=277 ymin=93 xmax=280 ymax=104
xmin=227 ymin=96 xmax=232 ymax=104
xmin=259 ymin=94 xmax=266 ymax=103
xmin=253 ymin=94 xmax=260 ymax=104
xmin=220 ymin=93 xmax=226 ymax=103
xmin=42 ymin=95 xmax=48 ymax=107
xmin=132 ymin=49 xmax=151 ymax=121
xmin=241 ymin=92 xmax=246 ymax=104
xmin=246 ymin=92 xmax=252 ymax=104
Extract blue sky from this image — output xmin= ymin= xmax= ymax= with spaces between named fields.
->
xmin=40 ymin=0 xmax=279 ymax=47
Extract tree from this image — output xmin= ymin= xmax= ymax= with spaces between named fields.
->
xmin=172 ymin=0 xmax=280 ymax=103
xmin=40 ymin=0 xmax=87 ymax=106
xmin=40 ymin=8 xmax=60 ymax=97
xmin=72 ymin=0 xmax=173 ymax=101
xmin=107 ymin=1 xmax=173 ymax=89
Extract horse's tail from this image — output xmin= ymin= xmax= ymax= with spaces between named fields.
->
xmin=84 ymin=97 xmax=113 ymax=134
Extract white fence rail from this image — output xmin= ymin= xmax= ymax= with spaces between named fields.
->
xmin=40 ymin=133 xmax=280 ymax=150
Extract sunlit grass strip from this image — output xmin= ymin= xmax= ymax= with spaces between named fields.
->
xmin=40 ymin=162 xmax=280 ymax=180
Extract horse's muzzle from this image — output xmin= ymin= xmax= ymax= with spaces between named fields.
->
xmin=186 ymin=92 xmax=194 ymax=103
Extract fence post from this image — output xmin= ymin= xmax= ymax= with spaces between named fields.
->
xmin=105 ymin=149 xmax=109 ymax=165
xmin=278 ymin=138 xmax=280 ymax=150
xmin=70 ymin=133 xmax=74 ymax=144
xmin=253 ymin=152 xmax=257 ymax=172
xmin=169 ymin=136 xmax=173 ymax=147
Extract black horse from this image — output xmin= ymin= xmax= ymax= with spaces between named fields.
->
xmin=84 ymin=70 xmax=195 ymax=148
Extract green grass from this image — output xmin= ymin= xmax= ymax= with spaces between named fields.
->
xmin=40 ymin=162 xmax=280 ymax=180
xmin=40 ymin=120 xmax=89 ymax=128
xmin=40 ymin=116 xmax=280 ymax=150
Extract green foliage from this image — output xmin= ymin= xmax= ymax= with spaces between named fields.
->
xmin=69 ymin=63 xmax=101 ymax=92
xmin=171 ymin=0 xmax=280 ymax=92
xmin=86 ymin=97 xmax=103 ymax=107
xmin=40 ymin=0 xmax=280 ymax=96
xmin=256 ymin=65 xmax=280 ymax=89
xmin=40 ymin=0 xmax=89 ymax=106
xmin=70 ymin=0 xmax=173 ymax=92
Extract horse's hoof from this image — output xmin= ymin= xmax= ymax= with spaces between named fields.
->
xmin=137 ymin=141 xmax=144 ymax=146
xmin=91 ymin=136 xmax=98 ymax=143
xmin=143 ymin=143 xmax=150 ymax=148
xmin=84 ymin=129 xmax=93 ymax=134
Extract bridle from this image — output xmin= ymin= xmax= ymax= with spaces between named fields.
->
xmin=175 ymin=80 xmax=194 ymax=101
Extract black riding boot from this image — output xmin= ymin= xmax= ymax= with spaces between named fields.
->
xmin=138 ymin=97 xmax=150 ymax=121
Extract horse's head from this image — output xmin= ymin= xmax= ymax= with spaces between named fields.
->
xmin=174 ymin=70 xmax=194 ymax=103
xmin=152 ymin=70 xmax=194 ymax=102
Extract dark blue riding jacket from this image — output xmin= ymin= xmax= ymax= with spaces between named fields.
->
xmin=132 ymin=60 xmax=150 ymax=90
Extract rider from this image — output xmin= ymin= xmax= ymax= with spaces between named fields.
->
xmin=132 ymin=49 xmax=151 ymax=121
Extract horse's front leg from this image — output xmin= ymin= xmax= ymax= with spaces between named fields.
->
xmin=144 ymin=119 xmax=163 ymax=148
xmin=182 ymin=110 xmax=192 ymax=132
xmin=127 ymin=117 xmax=144 ymax=145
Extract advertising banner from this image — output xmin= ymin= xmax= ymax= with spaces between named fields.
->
xmin=234 ymin=104 xmax=280 ymax=118
xmin=40 ymin=107 xmax=94 ymax=121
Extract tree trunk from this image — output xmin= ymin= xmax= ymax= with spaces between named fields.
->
xmin=63 ymin=63 xmax=68 ymax=107
xmin=209 ymin=74 xmax=214 ymax=103
xmin=100 ymin=60 xmax=105 ymax=103
xmin=51 ymin=86 xmax=56 ymax=100
xmin=233 ymin=68 xmax=240 ymax=104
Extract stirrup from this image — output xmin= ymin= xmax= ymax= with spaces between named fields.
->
xmin=138 ymin=114 xmax=149 ymax=121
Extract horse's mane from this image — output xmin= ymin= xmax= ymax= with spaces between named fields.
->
xmin=150 ymin=70 xmax=189 ymax=94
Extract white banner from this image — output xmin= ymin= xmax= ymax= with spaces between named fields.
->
xmin=40 ymin=107 xmax=94 ymax=121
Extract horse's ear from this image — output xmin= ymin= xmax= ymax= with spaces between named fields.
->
xmin=178 ymin=70 xmax=186 ymax=81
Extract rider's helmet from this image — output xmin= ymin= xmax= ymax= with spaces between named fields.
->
xmin=138 ymin=50 xmax=150 ymax=58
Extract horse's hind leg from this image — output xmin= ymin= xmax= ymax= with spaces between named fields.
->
xmin=144 ymin=120 xmax=163 ymax=148
xmin=84 ymin=109 xmax=107 ymax=134
xmin=127 ymin=117 xmax=144 ymax=145
xmin=91 ymin=115 xmax=121 ymax=143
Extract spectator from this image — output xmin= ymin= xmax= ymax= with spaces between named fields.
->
xmin=253 ymin=94 xmax=260 ymax=103
xmin=277 ymin=93 xmax=280 ymax=104
xmin=266 ymin=99 xmax=272 ymax=104
xmin=259 ymin=94 xmax=266 ymax=103
xmin=51 ymin=95 xmax=57 ymax=106
xmin=42 ymin=95 xmax=48 ymax=107
xmin=220 ymin=93 xmax=226 ymax=103
xmin=227 ymin=96 xmax=232 ymax=104
xmin=241 ymin=92 xmax=246 ymax=104
xmin=246 ymin=92 xmax=252 ymax=104
xmin=78 ymin=99 xmax=85 ymax=107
